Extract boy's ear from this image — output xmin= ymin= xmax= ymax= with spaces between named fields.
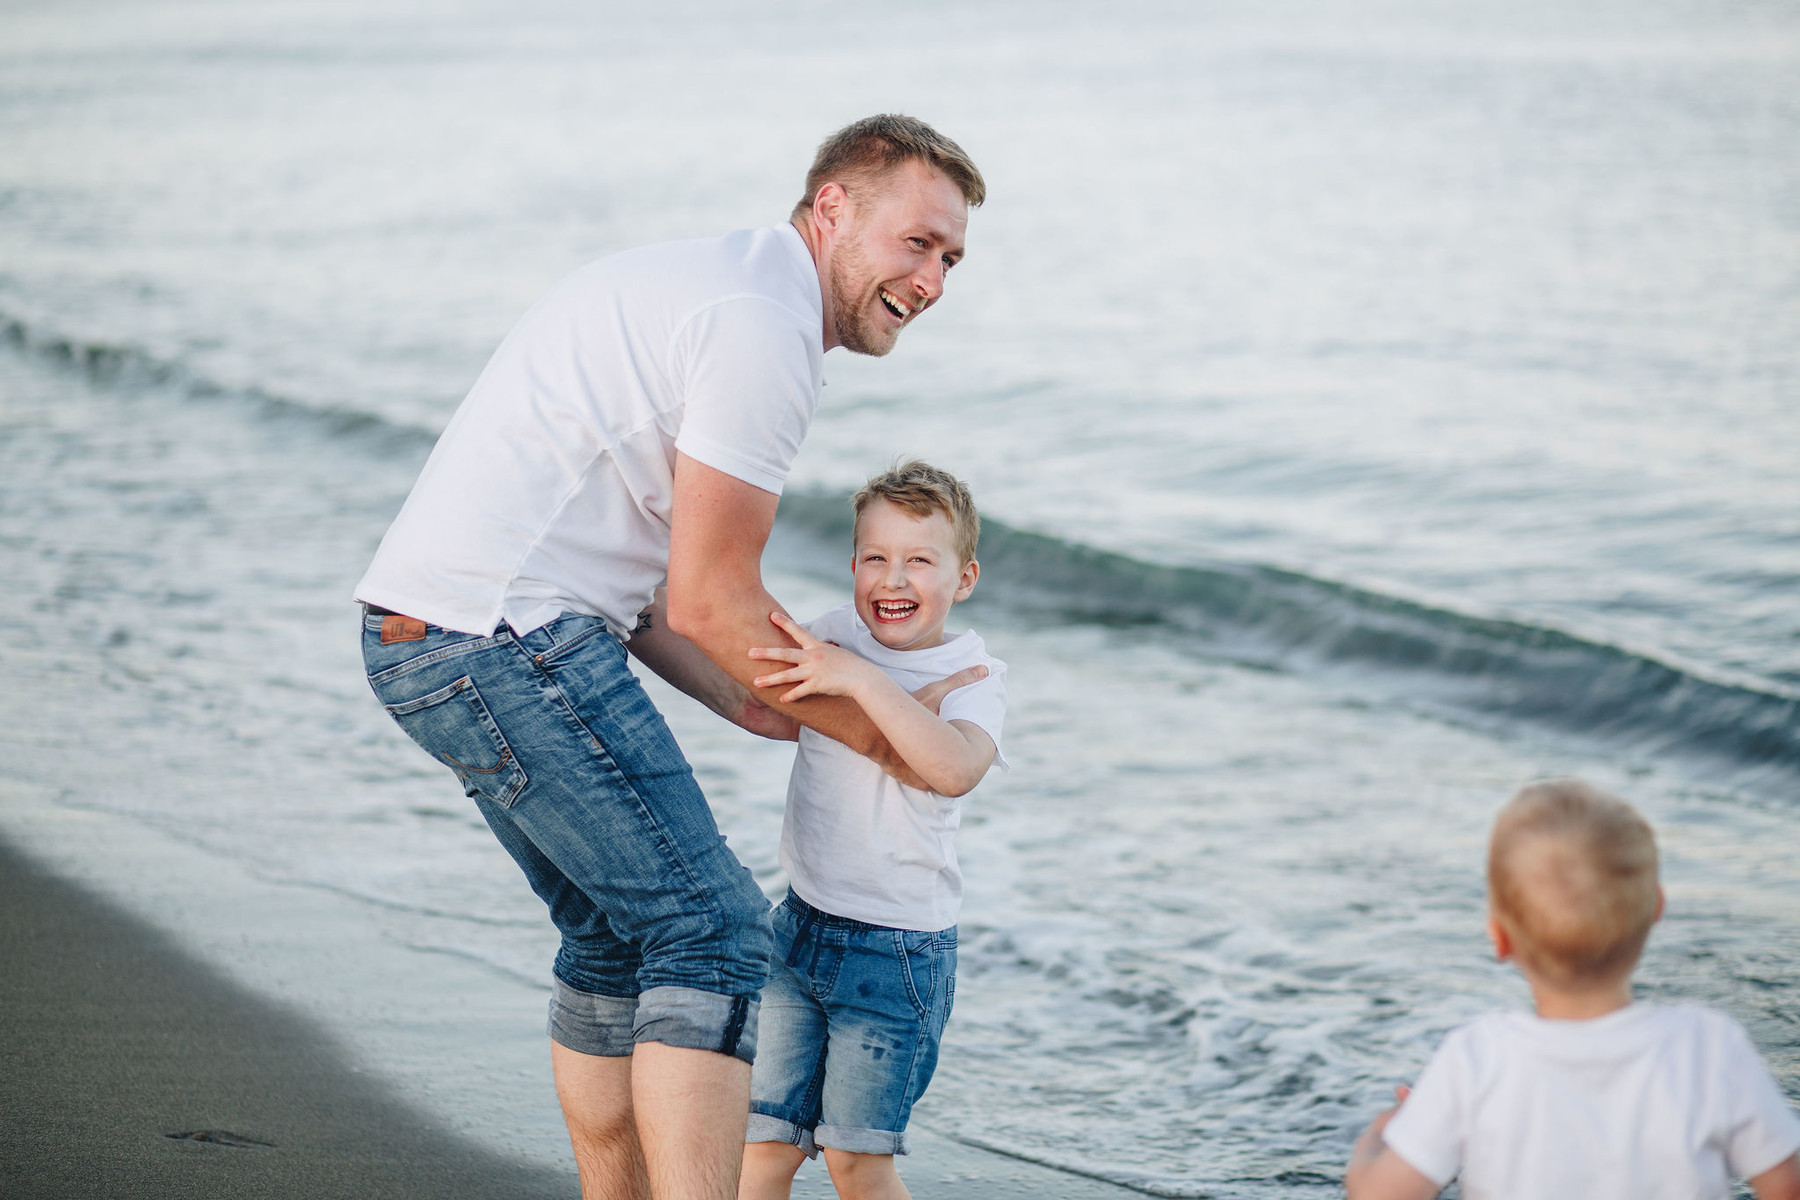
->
xmin=954 ymin=558 xmax=979 ymax=602
xmin=1486 ymin=914 xmax=1513 ymax=962
xmin=1653 ymin=885 xmax=1665 ymax=924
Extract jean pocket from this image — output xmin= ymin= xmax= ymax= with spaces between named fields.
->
xmin=384 ymin=676 xmax=528 ymax=808
xmin=893 ymin=929 xmax=953 ymax=1020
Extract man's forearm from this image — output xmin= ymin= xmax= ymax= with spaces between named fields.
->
xmin=666 ymin=587 xmax=924 ymax=785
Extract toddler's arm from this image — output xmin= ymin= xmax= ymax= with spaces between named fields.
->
xmin=1752 ymin=1154 xmax=1800 ymax=1200
xmin=749 ymin=611 xmax=995 ymax=796
xmin=1344 ymin=1088 xmax=1440 ymax=1200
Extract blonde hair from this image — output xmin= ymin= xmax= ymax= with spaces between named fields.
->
xmin=792 ymin=114 xmax=986 ymax=219
xmin=1488 ymin=779 xmax=1660 ymax=987
xmin=852 ymin=460 xmax=980 ymax=565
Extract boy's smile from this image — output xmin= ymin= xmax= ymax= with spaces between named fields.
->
xmin=852 ymin=498 xmax=979 ymax=652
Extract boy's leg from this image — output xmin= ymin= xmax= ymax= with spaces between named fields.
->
xmin=822 ymin=1150 xmax=911 ymax=1200
xmin=745 ymin=897 xmax=831 ymax=1190
xmin=739 ymin=1141 xmax=809 ymax=1200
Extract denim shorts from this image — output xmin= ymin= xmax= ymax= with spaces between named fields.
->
xmin=746 ymin=891 xmax=957 ymax=1157
xmin=361 ymin=608 xmax=771 ymax=1063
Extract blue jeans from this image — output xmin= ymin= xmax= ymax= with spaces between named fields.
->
xmin=746 ymin=891 xmax=957 ymax=1157
xmin=361 ymin=608 xmax=771 ymax=1063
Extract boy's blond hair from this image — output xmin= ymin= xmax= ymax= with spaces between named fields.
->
xmin=1488 ymin=779 xmax=1660 ymax=988
xmin=852 ymin=460 xmax=980 ymax=566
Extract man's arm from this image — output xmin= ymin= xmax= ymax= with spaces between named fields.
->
xmin=663 ymin=453 xmax=932 ymax=786
xmin=624 ymin=590 xmax=798 ymax=741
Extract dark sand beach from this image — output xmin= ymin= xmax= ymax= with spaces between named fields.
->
xmin=0 ymin=815 xmax=1135 ymax=1200
xmin=0 ymin=838 xmax=571 ymax=1200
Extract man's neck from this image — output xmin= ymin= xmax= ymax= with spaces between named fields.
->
xmin=790 ymin=214 xmax=836 ymax=352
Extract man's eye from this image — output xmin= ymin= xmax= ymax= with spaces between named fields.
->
xmin=941 ymin=256 xmax=956 ymax=272
xmin=908 ymin=237 xmax=928 ymax=250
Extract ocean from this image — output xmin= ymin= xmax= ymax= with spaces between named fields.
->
xmin=1 ymin=1 xmax=1796 ymax=1194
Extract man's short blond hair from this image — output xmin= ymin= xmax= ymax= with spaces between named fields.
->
xmin=792 ymin=114 xmax=986 ymax=219
xmin=852 ymin=460 xmax=980 ymax=566
xmin=1488 ymin=779 xmax=1660 ymax=988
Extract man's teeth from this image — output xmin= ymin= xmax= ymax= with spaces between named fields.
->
xmin=879 ymin=290 xmax=910 ymax=319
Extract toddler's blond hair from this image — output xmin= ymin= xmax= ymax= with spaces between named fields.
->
xmin=1488 ymin=779 xmax=1659 ymax=988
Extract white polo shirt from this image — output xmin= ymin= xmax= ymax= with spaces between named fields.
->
xmin=779 ymin=604 xmax=1009 ymax=932
xmin=356 ymin=224 xmax=824 ymax=636
xmin=1383 ymin=1004 xmax=1800 ymax=1200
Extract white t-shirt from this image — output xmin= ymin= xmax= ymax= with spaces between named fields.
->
xmin=355 ymin=224 xmax=824 ymax=636
xmin=780 ymin=604 xmax=1008 ymax=932
xmin=1383 ymin=1004 xmax=1800 ymax=1200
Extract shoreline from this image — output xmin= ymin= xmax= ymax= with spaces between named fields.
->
xmin=0 ymin=787 xmax=1136 ymax=1199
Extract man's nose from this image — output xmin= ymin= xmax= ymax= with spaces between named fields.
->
xmin=913 ymin=259 xmax=945 ymax=305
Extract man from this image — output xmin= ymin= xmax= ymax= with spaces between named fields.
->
xmin=354 ymin=115 xmax=986 ymax=1200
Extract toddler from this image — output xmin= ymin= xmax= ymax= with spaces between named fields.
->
xmin=1345 ymin=779 xmax=1800 ymax=1200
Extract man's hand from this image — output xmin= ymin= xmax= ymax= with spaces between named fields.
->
xmin=733 ymin=696 xmax=800 ymax=742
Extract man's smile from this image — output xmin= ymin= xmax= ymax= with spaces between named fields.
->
xmin=878 ymin=287 xmax=913 ymax=321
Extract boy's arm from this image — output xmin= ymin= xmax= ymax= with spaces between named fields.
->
xmin=750 ymin=611 xmax=996 ymax=797
xmin=624 ymin=590 xmax=798 ymax=741
xmin=1751 ymin=1155 xmax=1800 ymax=1200
xmin=1344 ymin=1089 xmax=1441 ymax=1200
xmin=664 ymin=454 xmax=940 ymax=787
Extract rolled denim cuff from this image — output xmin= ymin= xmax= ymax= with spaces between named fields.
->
xmin=815 ymin=1123 xmax=910 ymax=1157
xmin=546 ymin=976 xmax=637 ymax=1057
xmin=745 ymin=1112 xmax=817 ymax=1158
xmin=633 ymin=984 xmax=759 ymax=1065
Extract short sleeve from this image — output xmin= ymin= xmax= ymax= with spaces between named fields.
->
xmin=939 ymin=657 xmax=1009 ymax=771
xmin=673 ymin=296 xmax=820 ymax=496
xmin=1720 ymin=1018 xmax=1800 ymax=1180
xmin=1380 ymin=1030 xmax=1471 ymax=1188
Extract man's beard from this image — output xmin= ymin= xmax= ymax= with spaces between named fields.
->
xmin=827 ymin=234 xmax=896 ymax=358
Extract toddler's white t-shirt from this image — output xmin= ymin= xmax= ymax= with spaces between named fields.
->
xmin=1383 ymin=1004 xmax=1800 ymax=1200
xmin=779 ymin=604 xmax=1007 ymax=932
xmin=356 ymin=224 xmax=823 ymax=637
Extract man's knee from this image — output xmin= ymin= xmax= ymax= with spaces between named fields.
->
xmin=638 ymin=867 xmax=774 ymax=998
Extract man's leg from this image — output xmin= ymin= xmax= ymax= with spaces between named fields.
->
xmin=634 ymin=1042 xmax=752 ymax=1200
xmin=821 ymin=1150 xmax=911 ymax=1200
xmin=553 ymin=1042 xmax=649 ymax=1200
xmin=738 ymin=1141 xmax=808 ymax=1200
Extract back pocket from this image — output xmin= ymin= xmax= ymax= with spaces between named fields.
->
xmin=385 ymin=677 xmax=528 ymax=808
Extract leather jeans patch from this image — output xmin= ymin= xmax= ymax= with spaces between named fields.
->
xmin=380 ymin=614 xmax=428 ymax=644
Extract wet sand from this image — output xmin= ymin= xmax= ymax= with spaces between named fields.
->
xmin=0 ymin=795 xmax=1134 ymax=1199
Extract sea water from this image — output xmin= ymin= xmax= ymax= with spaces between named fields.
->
xmin=1 ymin=1 xmax=1796 ymax=1194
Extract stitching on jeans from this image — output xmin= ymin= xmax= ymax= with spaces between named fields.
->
xmin=512 ymin=637 xmax=738 ymax=994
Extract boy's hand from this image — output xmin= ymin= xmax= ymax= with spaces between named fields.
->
xmin=750 ymin=612 xmax=887 ymax=703
xmin=912 ymin=664 xmax=990 ymax=714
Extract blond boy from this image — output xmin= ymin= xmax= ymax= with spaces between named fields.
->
xmin=738 ymin=462 xmax=1007 ymax=1200
xmin=1346 ymin=779 xmax=1800 ymax=1200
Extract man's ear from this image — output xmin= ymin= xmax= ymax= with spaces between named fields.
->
xmin=812 ymin=181 xmax=849 ymax=235
xmin=1487 ymin=913 xmax=1513 ymax=962
xmin=954 ymin=558 xmax=980 ymax=602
